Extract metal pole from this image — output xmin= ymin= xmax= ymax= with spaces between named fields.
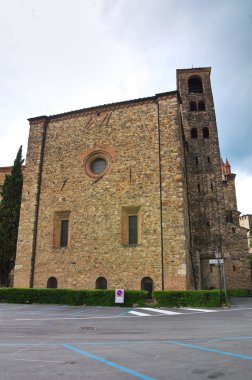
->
xmin=222 ymin=261 xmax=228 ymax=305
xmin=216 ymin=248 xmax=224 ymax=305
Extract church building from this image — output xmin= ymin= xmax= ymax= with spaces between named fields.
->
xmin=13 ymin=67 xmax=251 ymax=292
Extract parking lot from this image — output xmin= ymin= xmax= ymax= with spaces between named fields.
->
xmin=0 ymin=298 xmax=252 ymax=379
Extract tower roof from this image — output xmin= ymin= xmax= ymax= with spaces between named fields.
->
xmin=176 ymin=67 xmax=211 ymax=73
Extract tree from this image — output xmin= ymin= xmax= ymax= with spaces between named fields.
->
xmin=0 ymin=146 xmax=24 ymax=286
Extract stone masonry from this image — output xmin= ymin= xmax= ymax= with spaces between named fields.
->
xmin=12 ymin=67 xmax=251 ymax=292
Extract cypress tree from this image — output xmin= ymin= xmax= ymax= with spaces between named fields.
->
xmin=0 ymin=146 xmax=24 ymax=286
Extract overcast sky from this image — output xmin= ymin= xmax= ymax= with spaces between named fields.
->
xmin=0 ymin=0 xmax=251 ymax=214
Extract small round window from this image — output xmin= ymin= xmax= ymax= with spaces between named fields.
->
xmin=90 ymin=158 xmax=107 ymax=174
xmin=84 ymin=151 xmax=111 ymax=178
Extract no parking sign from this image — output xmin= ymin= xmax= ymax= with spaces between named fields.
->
xmin=115 ymin=288 xmax=124 ymax=304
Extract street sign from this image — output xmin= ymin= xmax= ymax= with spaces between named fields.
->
xmin=209 ymin=259 xmax=224 ymax=264
xmin=115 ymin=288 xmax=124 ymax=304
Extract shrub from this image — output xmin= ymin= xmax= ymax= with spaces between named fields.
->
xmin=0 ymin=288 xmax=146 ymax=307
xmin=153 ymin=290 xmax=221 ymax=307
xmin=227 ymin=288 xmax=252 ymax=297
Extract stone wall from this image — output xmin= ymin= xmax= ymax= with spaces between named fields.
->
xmin=177 ymin=67 xmax=251 ymax=290
xmin=14 ymin=118 xmax=48 ymax=288
xmin=14 ymin=94 xmax=190 ymax=291
xmin=13 ymin=67 xmax=251 ymax=291
xmin=158 ymin=95 xmax=190 ymax=290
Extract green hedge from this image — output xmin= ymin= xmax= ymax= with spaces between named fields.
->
xmin=153 ymin=290 xmax=222 ymax=307
xmin=227 ymin=288 xmax=252 ymax=297
xmin=0 ymin=288 xmax=146 ymax=307
xmin=4 ymin=288 xmax=251 ymax=307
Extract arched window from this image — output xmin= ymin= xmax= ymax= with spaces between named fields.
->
xmin=47 ymin=277 xmax=57 ymax=288
xmin=141 ymin=277 xmax=153 ymax=299
xmin=191 ymin=128 xmax=198 ymax=139
xmin=188 ymin=76 xmax=203 ymax=93
xmin=190 ymin=101 xmax=197 ymax=111
xmin=203 ymin=127 xmax=209 ymax=138
xmin=96 ymin=277 xmax=107 ymax=289
xmin=198 ymin=100 xmax=205 ymax=111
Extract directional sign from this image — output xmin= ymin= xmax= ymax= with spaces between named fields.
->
xmin=115 ymin=288 xmax=124 ymax=304
xmin=209 ymin=259 xmax=224 ymax=264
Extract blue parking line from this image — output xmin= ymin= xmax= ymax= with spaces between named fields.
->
xmin=62 ymin=343 xmax=156 ymax=380
xmin=168 ymin=340 xmax=252 ymax=361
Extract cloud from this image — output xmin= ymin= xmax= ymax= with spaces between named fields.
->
xmin=0 ymin=0 xmax=251 ymax=213
xmin=235 ymin=171 xmax=252 ymax=215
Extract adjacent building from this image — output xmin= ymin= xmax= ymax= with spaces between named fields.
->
xmin=239 ymin=214 xmax=252 ymax=253
xmin=0 ymin=167 xmax=12 ymax=201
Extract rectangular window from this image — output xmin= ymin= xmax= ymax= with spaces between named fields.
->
xmin=129 ymin=215 xmax=138 ymax=245
xmin=53 ymin=211 xmax=70 ymax=248
xmin=60 ymin=220 xmax=69 ymax=247
xmin=121 ymin=206 xmax=141 ymax=246
xmin=226 ymin=210 xmax=233 ymax=223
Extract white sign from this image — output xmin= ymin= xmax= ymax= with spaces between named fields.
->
xmin=209 ymin=259 xmax=224 ymax=264
xmin=115 ymin=288 xmax=124 ymax=304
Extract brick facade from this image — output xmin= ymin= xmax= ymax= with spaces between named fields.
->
xmin=12 ymin=67 xmax=251 ymax=291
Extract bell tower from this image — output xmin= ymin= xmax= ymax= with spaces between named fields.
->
xmin=177 ymin=68 xmax=227 ymax=289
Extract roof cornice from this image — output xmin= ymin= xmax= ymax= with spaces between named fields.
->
xmin=27 ymin=90 xmax=180 ymax=123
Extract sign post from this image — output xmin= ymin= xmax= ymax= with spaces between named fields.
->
xmin=115 ymin=289 xmax=124 ymax=304
xmin=209 ymin=250 xmax=227 ymax=305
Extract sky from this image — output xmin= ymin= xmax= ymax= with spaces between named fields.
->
xmin=0 ymin=0 xmax=251 ymax=214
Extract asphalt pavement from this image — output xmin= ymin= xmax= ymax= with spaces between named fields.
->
xmin=0 ymin=298 xmax=252 ymax=380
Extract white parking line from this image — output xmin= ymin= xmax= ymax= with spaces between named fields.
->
xmin=140 ymin=308 xmax=182 ymax=315
xmin=0 ymin=357 xmax=64 ymax=363
xmin=15 ymin=315 xmax=137 ymax=321
xmin=128 ymin=311 xmax=151 ymax=317
xmin=182 ymin=308 xmax=216 ymax=313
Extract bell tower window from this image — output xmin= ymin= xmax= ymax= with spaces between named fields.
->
xmin=188 ymin=76 xmax=203 ymax=93
xmin=190 ymin=101 xmax=197 ymax=111
xmin=203 ymin=127 xmax=209 ymax=138
xmin=191 ymin=128 xmax=198 ymax=139
xmin=198 ymin=100 xmax=205 ymax=111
